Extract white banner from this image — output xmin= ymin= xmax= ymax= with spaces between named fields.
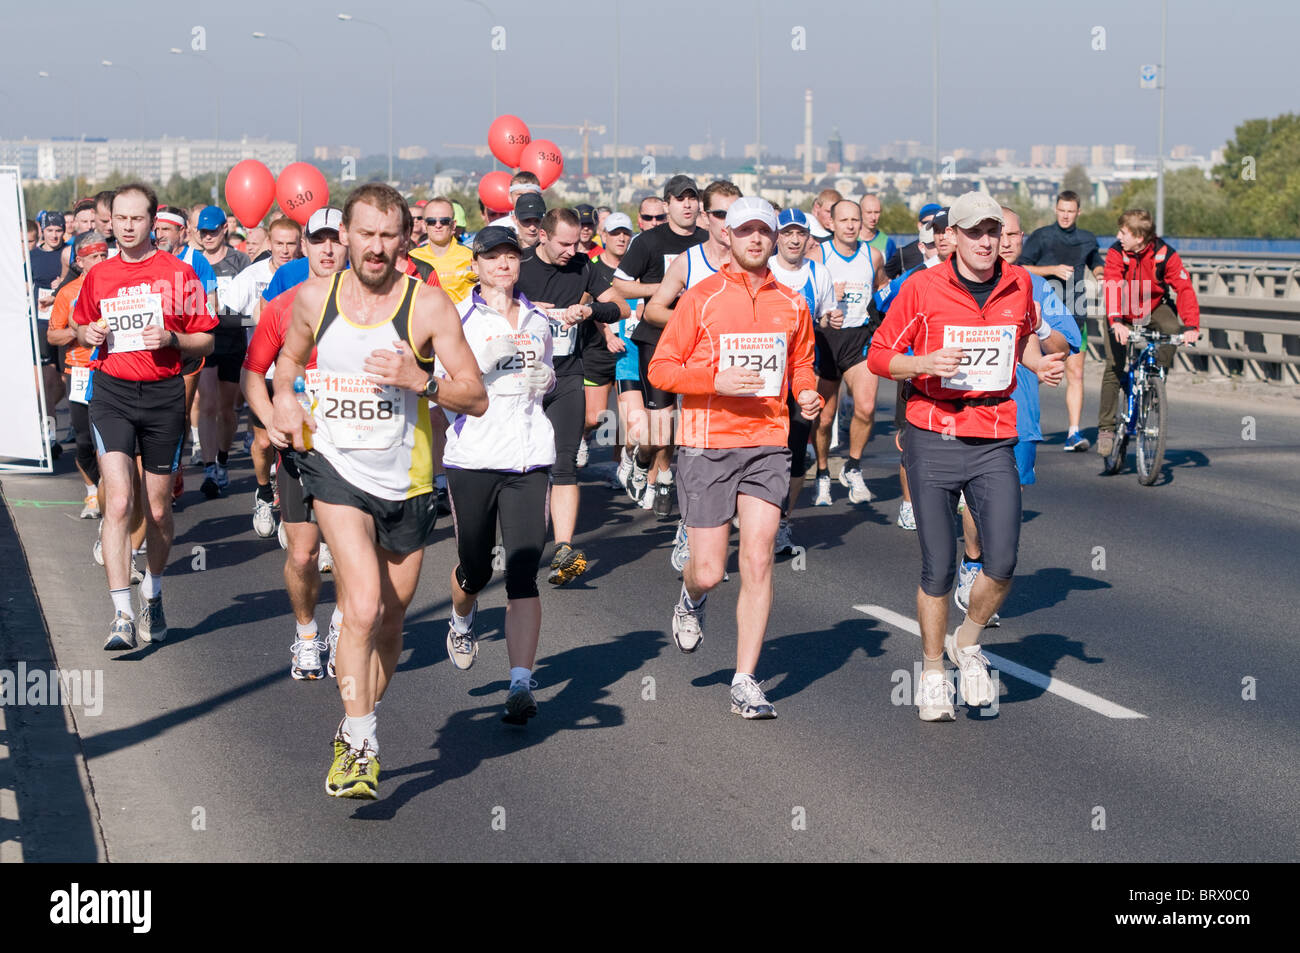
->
xmin=0 ymin=166 xmax=51 ymax=470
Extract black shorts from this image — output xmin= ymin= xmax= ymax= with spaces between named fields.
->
xmin=276 ymin=449 xmax=311 ymax=524
xmin=636 ymin=339 xmax=674 ymax=411
xmin=207 ymin=328 xmax=248 ymax=384
xmin=296 ymin=450 xmax=436 ymax=555
xmin=182 ymin=355 xmax=205 ymax=377
xmin=815 ymin=325 xmax=872 ymax=381
xmin=582 ymin=345 xmax=617 ymax=387
xmin=88 ymin=371 xmax=187 ymax=475
xmin=543 ymin=373 xmax=585 ymax=486
xmin=787 ymin=393 xmax=812 ymax=477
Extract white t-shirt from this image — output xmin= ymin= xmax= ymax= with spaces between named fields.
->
xmin=222 ymin=258 xmax=276 ymax=320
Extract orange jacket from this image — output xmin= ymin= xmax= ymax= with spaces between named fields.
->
xmin=648 ymin=263 xmax=817 ymax=449
xmin=49 ymin=274 xmax=94 ymax=368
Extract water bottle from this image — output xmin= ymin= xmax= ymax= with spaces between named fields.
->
xmin=293 ymin=376 xmax=314 ymax=451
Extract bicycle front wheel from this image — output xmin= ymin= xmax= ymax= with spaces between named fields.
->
xmin=1136 ymin=376 xmax=1168 ymax=485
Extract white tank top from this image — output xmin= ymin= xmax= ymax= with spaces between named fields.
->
xmin=683 ymin=242 xmax=722 ymax=291
xmin=307 ymin=273 xmax=434 ymax=501
xmin=819 ymin=241 xmax=876 ymax=328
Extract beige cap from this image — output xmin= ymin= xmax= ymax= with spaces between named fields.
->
xmin=948 ymin=191 xmax=1004 ymax=229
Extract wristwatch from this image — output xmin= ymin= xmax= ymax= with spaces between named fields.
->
xmin=420 ymin=375 xmax=440 ymax=400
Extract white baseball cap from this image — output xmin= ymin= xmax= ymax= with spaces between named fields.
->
xmin=724 ymin=196 xmax=777 ymax=232
xmin=602 ymin=212 xmax=633 ymax=233
xmin=948 ymin=192 xmax=1003 ymax=230
xmin=306 ymin=206 xmax=343 ymax=237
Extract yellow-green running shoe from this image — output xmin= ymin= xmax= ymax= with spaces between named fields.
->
xmin=333 ymin=742 xmax=380 ymax=800
xmin=325 ymin=734 xmax=356 ymax=797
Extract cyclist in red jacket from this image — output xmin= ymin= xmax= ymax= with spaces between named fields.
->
xmin=1096 ymin=209 xmax=1201 ymax=458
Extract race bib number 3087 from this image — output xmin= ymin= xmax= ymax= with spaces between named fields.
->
xmin=942 ymin=325 xmax=1017 ymax=391
xmin=101 ymin=293 xmax=164 ymax=353
xmin=719 ymin=332 xmax=787 ymax=398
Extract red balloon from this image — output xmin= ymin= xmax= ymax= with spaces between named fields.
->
xmin=224 ymin=160 xmax=276 ymax=228
xmin=274 ymin=162 xmax=329 ymax=226
xmin=477 ymin=171 xmax=514 ymax=215
xmin=487 ymin=115 xmax=532 ymax=168
xmin=518 ymin=139 xmax=563 ymax=190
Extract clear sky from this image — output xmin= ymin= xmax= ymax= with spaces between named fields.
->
xmin=3 ymin=0 xmax=1296 ymax=163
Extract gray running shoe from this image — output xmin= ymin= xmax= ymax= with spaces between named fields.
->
xmin=503 ymin=678 xmax=539 ymax=724
xmin=137 ymin=593 xmax=167 ymax=644
xmin=730 ymin=674 xmax=777 ymax=719
xmin=104 ymin=611 xmax=136 ymax=651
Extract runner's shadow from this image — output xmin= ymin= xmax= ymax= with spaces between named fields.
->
xmin=982 ymin=631 xmax=1104 ymax=706
xmin=999 ymin=566 xmax=1110 ymax=617
xmin=690 ymin=617 xmax=889 ymax=703
xmin=348 ymin=629 xmax=664 ymax=820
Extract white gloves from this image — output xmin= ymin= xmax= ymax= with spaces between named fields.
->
xmin=523 ymin=362 xmax=554 ymax=397
xmin=481 ymin=335 xmax=518 ymax=372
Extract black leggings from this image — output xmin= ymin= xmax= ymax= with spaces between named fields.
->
xmin=786 ymin=393 xmax=812 ymax=477
xmin=446 ymin=467 xmax=550 ymax=600
xmin=543 ymin=374 xmax=584 ymax=486
xmin=902 ymin=425 xmax=1021 ymax=597
xmin=70 ymin=400 xmax=99 ymax=483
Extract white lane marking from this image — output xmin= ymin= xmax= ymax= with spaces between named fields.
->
xmin=854 ymin=604 xmax=1148 ymax=720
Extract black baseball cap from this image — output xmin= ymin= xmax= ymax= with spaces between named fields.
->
xmin=514 ymin=192 xmax=546 ymax=221
xmin=574 ymin=204 xmax=596 ymax=227
xmin=663 ymin=174 xmax=699 ymax=200
xmin=930 ymin=209 xmax=949 ymax=233
xmin=42 ymin=211 xmax=66 ymax=229
xmin=472 ymin=225 xmax=522 ymax=257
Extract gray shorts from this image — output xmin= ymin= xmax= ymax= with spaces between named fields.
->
xmin=676 ymin=445 xmax=791 ymax=528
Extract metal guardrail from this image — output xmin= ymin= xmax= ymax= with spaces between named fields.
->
xmin=1081 ymin=253 xmax=1300 ymax=384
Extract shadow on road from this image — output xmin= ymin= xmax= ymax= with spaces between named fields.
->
xmin=348 ymin=628 xmax=665 ymax=820
xmin=1000 ymin=566 xmax=1110 ymax=617
xmin=983 ymin=632 xmax=1105 ymax=706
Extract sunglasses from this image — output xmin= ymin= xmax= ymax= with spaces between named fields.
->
xmin=640 ymin=214 xmax=668 ymax=223
xmin=424 ymin=217 xmax=453 ymax=226
xmin=707 ymin=209 xmax=728 ymax=220
xmin=199 ymin=229 xmax=221 ymax=237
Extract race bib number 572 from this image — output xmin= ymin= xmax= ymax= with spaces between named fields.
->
xmin=942 ymin=325 xmax=1017 ymax=392
xmin=101 ymin=293 xmax=164 ymax=353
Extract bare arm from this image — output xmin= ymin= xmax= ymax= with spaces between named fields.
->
xmin=612 ymin=276 xmax=659 ymax=301
xmin=270 ymin=279 xmax=328 ymax=450
xmin=641 ymin=254 xmax=689 ymax=329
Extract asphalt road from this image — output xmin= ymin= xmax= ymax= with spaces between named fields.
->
xmin=3 ymin=374 xmax=1297 ymax=862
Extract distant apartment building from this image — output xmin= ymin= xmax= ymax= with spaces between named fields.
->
xmin=3 ymin=136 xmax=296 ymax=183
xmin=1090 ymin=145 xmax=1114 ymax=166
xmin=688 ymin=143 xmax=717 ymax=161
xmin=1114 ymin=143 xmax=1136 ymax=164
xmin=313 ymin=145 xmax=361 ymax=161
xmin=794 ymin=144 xmax=827 ymax=163
xmin=643 ymin=144 xmax=676 ymax=157
xmin=1030 ymin=144 xmax=1053 ymax=166
xmin=397 ymin=146 xmax=429 ymax=160
xmin=1054 ymin=145 xmax=1089 ymax=167
xmin=994 ymin=148 xmax=1017 ymax=164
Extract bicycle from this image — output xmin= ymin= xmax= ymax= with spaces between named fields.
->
xmin=1102 ymin=328 xmax=1185 ymax=485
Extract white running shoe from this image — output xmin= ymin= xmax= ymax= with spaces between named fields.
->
xmin=80 ymin=495 xmax=101 ymax=520
xmin=446 ymin=606 xmax=478 ymax=671
xmin=774 ymin=519 xmax=795 ymax=555
xmin=839 ymin=467 xmax=873 ymax=503
xmin=253 ymin=496 xmax=276 ymax=538
xmin=318 ymin=541 xmax=333 ymax=574
xmin=671 ymin=592 xmax=705 ymax=652
xmin=277 ymin=520 xmax=288 ymax=550
xmin=813 ymin=475 xmax=833 ymax=506
xmin=897 ymin=501 xmax=916 ymax=531
xmin=917 ymin=669 xmax=956 ymax=722
xmin=290 ymin=636 xmax=326 ymax=680
xmin=575 ymin=437 xmax=589 ymax=468
xmin=92 ymin=522 xmax=104 ymax=566
xmin=628 ymin=455 xmax=649 ymax=503
xmin=638 ymin=484 xmax=656 ymax=510
xmin=954 ymin=558 xmax=980 ymax=612
xmin=614 ymin=447 xmax=633 ymax=491
xmin=945 ymin=634 xmax=996 ymax=706
xmin=326 ymin=616 xmax=341 ymax=678
xmin=729 ymin=674 xmax=777 ymax=719
xmin=670 ymin=520 xmax=691 ymax=572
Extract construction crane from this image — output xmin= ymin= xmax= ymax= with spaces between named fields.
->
xmin=532 ymin=121 xmax=607 ymax=176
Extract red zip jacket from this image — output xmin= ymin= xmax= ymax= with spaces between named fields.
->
xmin=867 ymin=258 xmax=1035 ymax=439
xmin=1102 ymin=239 xmax=1200 ymax=328
xmin=648 ymin=263 xmax=817 ymax=449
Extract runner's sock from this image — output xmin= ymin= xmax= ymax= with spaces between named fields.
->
xmin=679 ymin=583 xmax=705 ymax=611
xmin=216 ymin=450 xmax=228 ymax=467
xmin=141 ymin=570 xmax=162 ymax=600
xmin=963 ymin=551 xmax=983 ymax=567
xmin=922 ymin=651 xmax=944 ymax=676
xmin=451 ymin=604 xmax=474 ymax=634
xmin=84 ymin=481 xmax=96 ymax=495
xmin=731 ymin=672 xmax=755 ymax=687
xmin=296 ymin=619 xmax=318 ymax=639
xmin=344 ymin=711 xmax=377 ymax=754
xmin=816 ymin=467 xmax=830 ymax=480
xmin=509 ymin=666 xmax=532 ymax=686
xmin=256 ymin=482 xmax=274 ymax=502
xmin=956 ymin=616 xmax=985 ymax=650
xmin=331 ymin=607 xmax=344 ymax=629
xmin=110 ymin=588 xmax=133 ymax=616
xmin=847 ymin=457 xmax=860 ymax=472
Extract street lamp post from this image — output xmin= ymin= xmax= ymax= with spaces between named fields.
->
xmin=1155 ymin=0 xmax=1168 ymax=235
xmin=170 ymin=48 xmax=222 ymax=201
xmin=338 ymin=13 xmax=394 ymax=183
xmin=101 ymin=60 xmax=146 ymax=142
xmin=462 ymin=0 xmax=499 ymax=170
xmin=251 ymin=31 xmax=303 ymax=162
